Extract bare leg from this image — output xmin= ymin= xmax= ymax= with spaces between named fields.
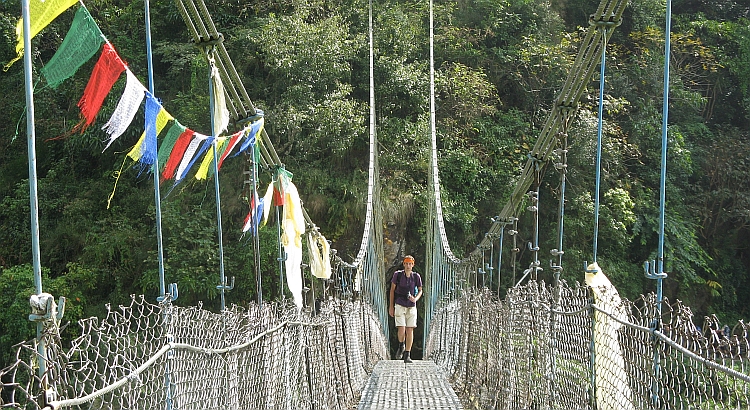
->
xmin=405 ymin=327 xmax=414 ymax=351
xmin=398 ymin=326 xmax=406 ymax=343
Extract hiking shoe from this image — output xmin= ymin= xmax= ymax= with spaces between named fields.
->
xmin=403 ymin=351 xmax=413 ymax=364
xmin=395 ymin=344 xmax=404 ymax=360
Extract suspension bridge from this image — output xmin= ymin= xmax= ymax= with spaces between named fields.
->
xmin=3 ymin=0 xmax=750 ymax=409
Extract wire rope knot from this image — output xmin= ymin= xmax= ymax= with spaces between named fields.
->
xmin=127 ymin=372 xmax=140 ymax=384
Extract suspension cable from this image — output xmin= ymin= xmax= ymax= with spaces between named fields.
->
xmin=467 ymin=0 xmax=628 ymax=261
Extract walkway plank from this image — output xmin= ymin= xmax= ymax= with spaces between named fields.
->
xmin=358 ymin=360 xmax=462 ymax=409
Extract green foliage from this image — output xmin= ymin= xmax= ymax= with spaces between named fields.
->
xmin=0 ymin=265 xmax=37 ymax=366
xmin=0 ymin=263 xmax=93 ymax=366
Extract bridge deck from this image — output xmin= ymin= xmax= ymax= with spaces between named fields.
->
xmin=357 ymin=360 xmax=462 ymax=409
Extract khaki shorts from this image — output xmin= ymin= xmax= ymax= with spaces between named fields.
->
xmin=394 ymin=304 xmax=417 ymax=328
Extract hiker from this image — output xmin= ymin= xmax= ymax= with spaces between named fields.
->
xmin=389 ymin=255 xmax=423 ymax=363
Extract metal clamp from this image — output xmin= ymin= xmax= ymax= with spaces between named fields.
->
xmin=643 ymin=260 xmax=668 ymax=280
xmin=157 ymin=283 xmax=179 ymax=303
xmin=29 ymin=293 xmax=65 ymax=322
xmin=216 ymin=276 xmax=235 ymax=291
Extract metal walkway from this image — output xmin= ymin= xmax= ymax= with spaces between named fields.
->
xmin=357 ymin=360 xmax=463 ymax=409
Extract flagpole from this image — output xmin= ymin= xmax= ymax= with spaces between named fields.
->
xmin=144 ymin=3 xmax=174 ymax=410
xmin=144 ymin=0 xmax=167 ymax=300
xmin=22 ymin=0 xmax=46 ymax=385
xmin=208 ymin=52 xmax=229 ymax=312
xmin=252 ymin=146 xmax=262 ymax=307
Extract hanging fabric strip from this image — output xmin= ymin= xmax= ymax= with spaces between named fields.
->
xmin=5 ymin=0 xmax=79 ymax=70
xmin=261 ymin=182 xmax=275 ymax=226
xmin=162 ymin=128 xmax=195 ymax=182
xmin=243 ymin=195 xmax=265 ymax=235
xmin=210 ymin=62 xmax=230 ymax=138
xmin=157 ymin=120 xmax=187 ymax=173
xmin=102 ymin=69 xmax=146 ymax=151
xmin=275 ymin=167 xmax=293 ymax=199
xmin=126 ymin=93 xmax=173 ymax=165
xmin=308 ymin=233 xmax=332 ymax=279
xmin=195 ymin=137 xmax=227 ymax=181
xmin=41 ymin=5 xmax=104 ymax=88
xmin=217 ymin=130 xmax=244 ymax=169
xmin=281 ymin=181 xmax=306 ymax=309
xmin=174 ymin=134 xmax=213 ymax=182
xmin=235 ymin=117 xmax=264 ymax=155
xmin=72 ymin=43 xmax=126 ymax=134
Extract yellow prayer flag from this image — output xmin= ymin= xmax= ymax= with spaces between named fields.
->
xmin=195 ymin=137 xmax=227 ymax=180
xmin=127 ymin=133 xmax=146 ymax=162
xmin=13 ymin=0 xmax=79 ymax=57
xmin=154 ymin=107 xmax=174 ymax=135
xmin=127 ymin=107 xmax=173 ymax=161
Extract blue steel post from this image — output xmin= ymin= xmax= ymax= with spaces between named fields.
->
xmin=144 ymin=0 xmax=166 ymax=299
xmin=593 ymin=28 xmax=607 ymax=263
xmin=22 ymin=0 xmax=46 ymax=384
xmin=497 ymin=225 xmax=505 ymax=294
xmin=552 ymin=133 xmax=567 ymax=286
xmin=425 ymin=0 xmax=436 ymax=348
xmin=488 ymin=235 xmax=494 ymax=289
xmin=144 ymin=3 xmax=174 ymax=410
xmin=530 ymin=188 xmax=540 ymax=280
xmin=252 ymin=147 xmax=262 ymax=307
xmin=657 ymin=0 xmax=672 ymax=314
xmin=643 ymin=1 xmax=672 ymax=405
xmin=207 ymin=56 xmax=228 ymax=312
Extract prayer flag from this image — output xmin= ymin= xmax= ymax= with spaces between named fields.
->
xmin=157 ymin=121 xmax=187 ymax=172
xmin=72 ymin=43 xmax=126 ymax=134
xmin=308 ymin=233 xmax=332 ymax=279
xmin=218 ymin=130 xmax=244 ymax=169
xmin=41 ymin=6 xmax=104 ymax=88
xmin=195 ymin=137 xmax=227 ymax=181
xmin=281 ymin=182 xmax=305 ymax=309
xmin=162 ymin=128 xmax=195 ymax=182
xmin=211 ymin=64 xmax=230 ymax=137
xmin=175 ymin=134 xmax=212 ymax=182
xmin=102 ymin=69 xmax=146 ymax=151
xmin=236 ymin=117 xmax=264 ymax=156
xmin=243 ymin=195 xmax=265 ymax=235
xmin=126 ymin=94 xmax=173 ymax=166
xmin=5 ymin=0 xmax=79 ymax=70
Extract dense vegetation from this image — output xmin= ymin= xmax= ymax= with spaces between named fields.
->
xmin=1 ymin=0 xmax=748 ymax=366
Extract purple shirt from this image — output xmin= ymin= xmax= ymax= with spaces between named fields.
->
xmin=391 ymin=270 xmax=422 ymax=308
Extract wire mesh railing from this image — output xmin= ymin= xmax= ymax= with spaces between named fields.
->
xmin=425 ymin=282 xmax=750 ymax=410
xmin=0 ymin=296 xmax=387 ymax=409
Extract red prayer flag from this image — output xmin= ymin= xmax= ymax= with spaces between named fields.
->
xmin=162 ymin=128 xmax=196 ymax=183
xmin=72 ymin=43 xmax=126 ymax=134
xmin=217 ymin=131 xmax=243 ymax=170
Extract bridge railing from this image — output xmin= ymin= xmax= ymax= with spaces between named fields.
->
xmin=1 ymin=297 xmax=387 ymax=409
xmin=426 ymin=282 xmax=750 ymax=410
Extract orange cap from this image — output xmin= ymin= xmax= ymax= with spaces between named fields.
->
xmin=403 ymin=255 xmax=415 ymax=263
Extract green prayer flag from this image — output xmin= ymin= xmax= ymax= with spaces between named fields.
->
xmin=157 ymin=121 xmax=187 ymax=173
xmin=41 ymin=6 xmax=104 ymax=89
